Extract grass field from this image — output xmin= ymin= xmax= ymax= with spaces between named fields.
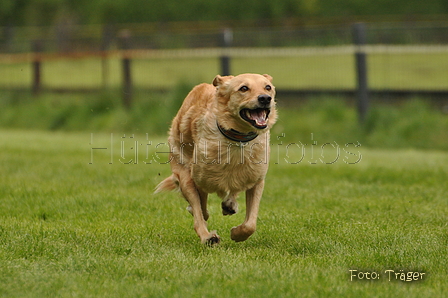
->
xmin=1 ymin=129 xmax=447 ymax=297
xmin=1 ymin=51 xmax=448 ymax=90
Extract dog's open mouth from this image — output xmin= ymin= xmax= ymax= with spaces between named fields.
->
xmin=240 ymin=108 xmax=270 ymax=129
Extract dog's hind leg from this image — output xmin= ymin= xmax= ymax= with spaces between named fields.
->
xmin=231 ymin=179 xmax=264 ymax=242
xmin=221 ymin=193 xmax=238 ymax=215
xmin=177 ymin=169 xmax=219 ymax=245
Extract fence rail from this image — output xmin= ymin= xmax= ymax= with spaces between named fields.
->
xmin=3 ymin=44 xmax=448 ymax=64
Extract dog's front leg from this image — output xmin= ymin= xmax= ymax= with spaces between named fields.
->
xmin=177 ymin=170 xmax=220 ymax=245
xmin=187 ymin=187 xmax=209 ymax=221
xmin=231 ymin=179 xmax=264 ymax=242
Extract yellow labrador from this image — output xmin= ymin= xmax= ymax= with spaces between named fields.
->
xmin=155 ymin=73 xmax=277 ymax=245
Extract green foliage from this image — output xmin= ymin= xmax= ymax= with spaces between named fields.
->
xmin=276 ymin=97 xmax=448 ymax=150
xmin=0 ymin=90 xmax=447 ymax=150
xmin=0 ymin=130 xmax=447 ymax=297
xmin=1 ymin=0 xmax=448 ymax=26
xmin=0 ymin=87 xmax=190 ymax=134
xmin=363 ymin=99 xmax=448 ymax=149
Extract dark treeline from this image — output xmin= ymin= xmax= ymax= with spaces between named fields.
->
xmin=1 ymin=0 xmax=448 ymax=27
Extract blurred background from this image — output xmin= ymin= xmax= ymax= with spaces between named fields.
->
xmin=0 ymin=0 xmax=447 ymax=149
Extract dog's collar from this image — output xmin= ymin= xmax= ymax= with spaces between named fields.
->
xmin=217 ymin=121 xmax=258 ymax=143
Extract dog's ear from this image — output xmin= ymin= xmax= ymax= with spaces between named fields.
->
xmin=262 ymin=74 xmax=273 ymax=82
xmin=213 ymin=75 xmax=234 ymax=87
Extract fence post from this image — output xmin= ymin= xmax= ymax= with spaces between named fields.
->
xmin=101 ymin=24 xmax=114 ymax=89
xmin=119 ymin=30 xmax=132 ymax=109
xmin=220 ymin=28 xmax=232 ymax=76
xmin=353 ymin=23 xmax=369 ymax=123
xmin=32 ymin=40 xmax=42 ymax=96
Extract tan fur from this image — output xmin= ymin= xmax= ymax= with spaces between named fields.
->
xmin=155 ymin=73 xmax=277 ymax=244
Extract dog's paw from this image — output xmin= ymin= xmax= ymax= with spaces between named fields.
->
xmin=221 ymin=200 xmax=238 ymax=216
xmin=203 ymin=230 xmax=220 ymax=246
xmin=231 ymin=225 xmax=255 ymax=242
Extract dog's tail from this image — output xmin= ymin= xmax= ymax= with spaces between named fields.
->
xmin=154 ymin=174 xmax=179 ymax=194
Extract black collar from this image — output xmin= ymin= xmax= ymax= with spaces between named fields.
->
xmin=217 ymin=122 xmax=258 ymax=143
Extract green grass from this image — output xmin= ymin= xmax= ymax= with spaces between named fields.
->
xmin=1 ymin=51 xmax=448 ymax=90
xmin=368 ymin=52 xmax=448 ymax=90
xmin=1 ymin=129 xmax=447 ymax=297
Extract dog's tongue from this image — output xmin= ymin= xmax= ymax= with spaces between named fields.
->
xmin=248 ymin=109 xmax=268 ymax=126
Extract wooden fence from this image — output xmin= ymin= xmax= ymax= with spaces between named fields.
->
xmin=1 ymin=23 xmax=448 ymax=121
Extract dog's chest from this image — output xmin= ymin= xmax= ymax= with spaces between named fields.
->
xmin=192 ymin=136 xmax=269 ymax=194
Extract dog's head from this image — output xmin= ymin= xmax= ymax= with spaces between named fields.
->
xmin=213 ymin=73 xmax=277 ymax=133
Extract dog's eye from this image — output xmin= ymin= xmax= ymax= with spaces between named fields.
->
xmin=265 ymin=85 xmax=272 ymax=91
xmin=239 ymin=86 xmax=249 ymax=92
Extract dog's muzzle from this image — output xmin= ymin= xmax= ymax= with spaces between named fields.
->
xmin=240 ymin=95 xmax=272 ymax=129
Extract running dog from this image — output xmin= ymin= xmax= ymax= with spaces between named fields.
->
xmin=155 ymin=73 xmax=277 ymax=245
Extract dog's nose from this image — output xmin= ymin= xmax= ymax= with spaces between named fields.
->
xmin=258 ymin=94 xmax=272 ymax=105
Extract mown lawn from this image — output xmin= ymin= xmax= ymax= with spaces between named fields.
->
xmin=1 ymin=51 xmax=448 ymax=90
xmin=0 ymin=129 xmax=447 ymax=297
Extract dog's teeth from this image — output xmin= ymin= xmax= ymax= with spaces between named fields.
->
xmin=246 ymin=110 xmax=252 ymax=119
